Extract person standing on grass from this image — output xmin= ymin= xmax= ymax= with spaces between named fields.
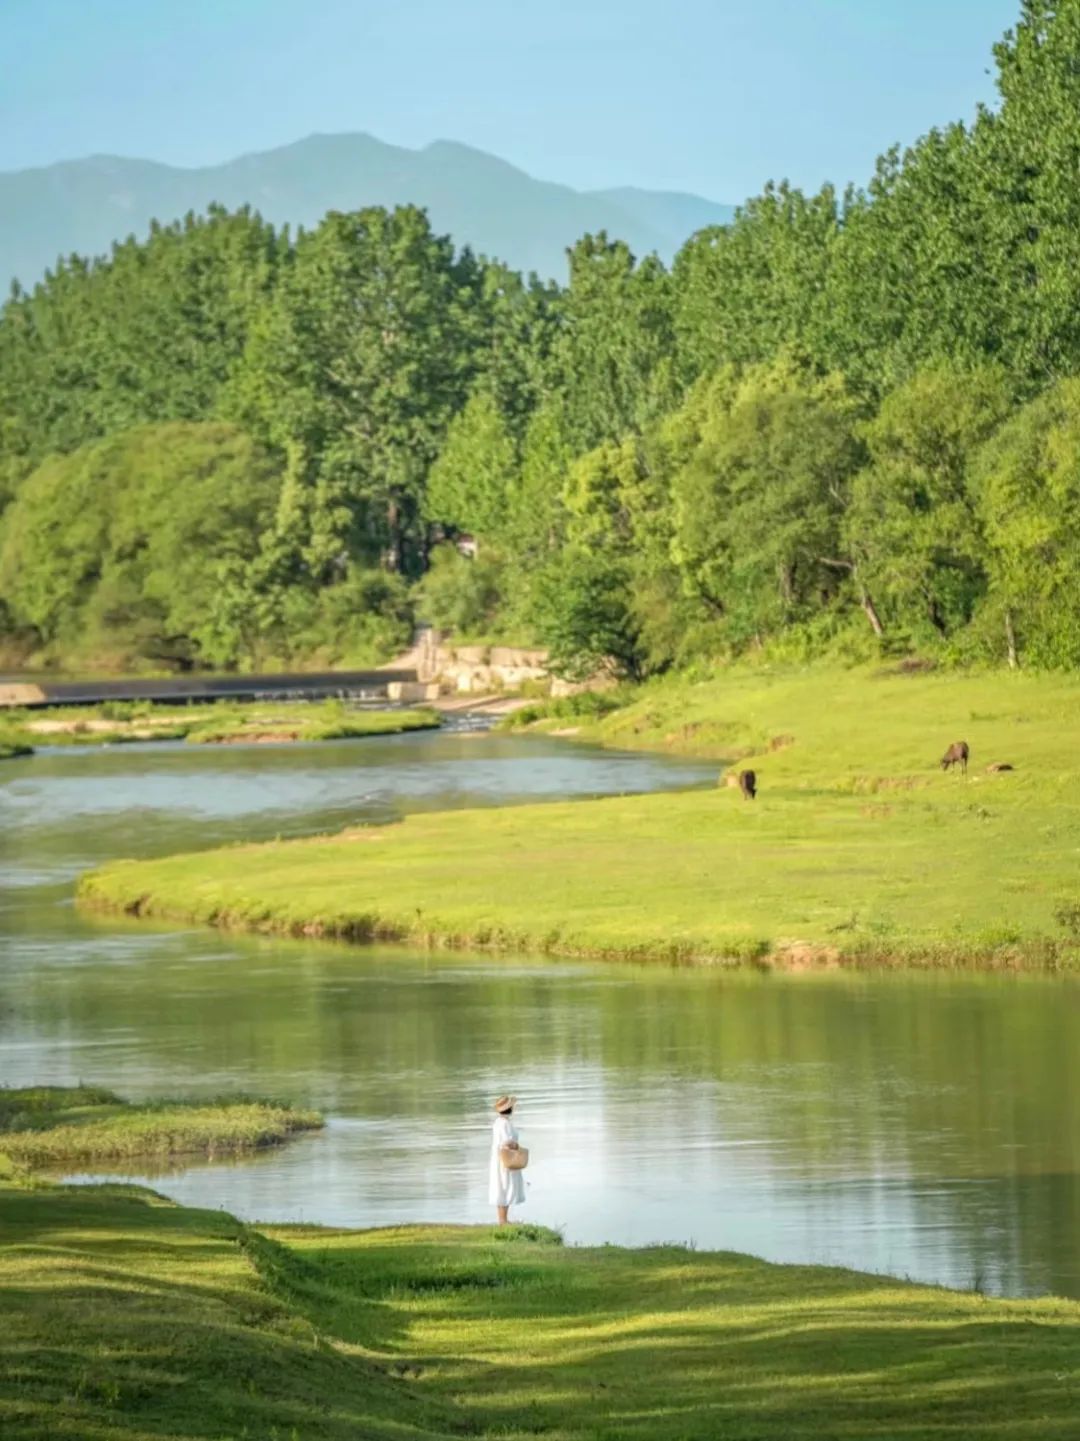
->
xmin=489 ymin=1094 xmax=525 ymax=1224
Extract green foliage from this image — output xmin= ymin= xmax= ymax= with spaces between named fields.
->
xmin=673 ymin=182 xmax=840 ymax=382
xmin=0 ymin=207 xmax=279 ymax=472
xmin=845 ymin=365 xmax=1014 ymax=645
xmin=529 ymin=550 xmax=650 ymax=682
xmin=973 ymin=377 xmax=1080 ymax=667
xmin=425 ymin=389 xmax=516 ymax=539
xmin=501 ymin=687 xmax=630 ymax=729
xmin=10 ymin=5 xmax=1080 ymax=675
xmin=417 ymin=545 xmax=506 ymax=636
xmin=229 ymin=205 xmax=480 ymax=577
xmin=278 ymin=569 xmax=415 ymax=668
xmin=554 ymin=234 xmax=676 ymax=451
xmin=0 ymin=422 xmax=280 ymax=669
xmin=671 ymin=362 xmax=865 ymax=645
xmin=473 ymin=263 xmax=560 ymax=439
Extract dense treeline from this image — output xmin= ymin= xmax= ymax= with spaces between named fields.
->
xmin=3 ymin=0 xmax=1080 ymax=673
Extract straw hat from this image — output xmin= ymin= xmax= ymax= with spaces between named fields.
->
xmin=493 ymin=1095 xmax=515 ymax=1114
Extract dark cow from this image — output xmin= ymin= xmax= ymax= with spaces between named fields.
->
xmin=940 ymin=741 xmax=970 ymax=775
xmin=738 ymin=769 xmax=757 ymax=800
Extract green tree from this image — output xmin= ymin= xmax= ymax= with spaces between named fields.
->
xmin=984 ymin=0 xmax=1080 ymax=384
xmin=425 ymin=389 xmax=517 ymax=542
xmin=673 ymin=182 xmax=839 ymax=385
xmin=416 ymin=545 xmax=505 ymax=636
xmin=529 ymin=549 xmax=648 ymax=682
xmin=671 ymin=363 xmax=865 ymax=645
xmin=472 ymin=263 xmax=560 ymax=442
xmin=845 ymin=366 xmax=1013 ymax=644
xmin=553 ymin=234 xmax=676 ymax=451
xmin=0 ymin=422 xmax=282 ymax=669
xmin=0 ymin=208 xmax=279 ymax=474
xmin=972 ymin=377 xmax=1080 ymax=668
xmin=231 ymin=205 xmax=480 ymax=576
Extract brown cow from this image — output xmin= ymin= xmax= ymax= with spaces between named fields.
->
xmin=940 ymin=741 xmax=970 ymax=775
xmin=739 ymin=769 xmax=757 ymax=800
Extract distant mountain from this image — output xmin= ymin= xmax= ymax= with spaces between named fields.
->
xmin=0 ymin=133 xmax=735 ymax=291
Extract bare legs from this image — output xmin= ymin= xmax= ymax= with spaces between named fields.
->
xmin=496 ymin=1205 xmax=509 ymax=1226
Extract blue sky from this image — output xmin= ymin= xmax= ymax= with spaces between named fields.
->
xmin=2 ymin=0 xmax=1020 ymax=202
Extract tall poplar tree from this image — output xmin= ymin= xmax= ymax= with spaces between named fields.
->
xmin=230 ymin=205 xmax=481 ymax=576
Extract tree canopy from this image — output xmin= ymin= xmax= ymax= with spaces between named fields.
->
xmin=6 ymin=1 xmax=1080 ymax=675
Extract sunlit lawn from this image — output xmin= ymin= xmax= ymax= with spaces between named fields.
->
xmin=80 ymin=666 xmax=1080 ymax=968
xmin=2 ymin=1182 xmax=1077 ymax=1439
xmin=280 ymin=1221 xmax=1080 ymax=1441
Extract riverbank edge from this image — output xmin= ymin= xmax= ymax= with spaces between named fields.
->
xmin=2 ymin=1178 xmax=1077 ymax=1439
xmin=73 ymin=666 xmax=1080 ymax=974
xmin=76 ymin=855 xmax=1072 ymax=973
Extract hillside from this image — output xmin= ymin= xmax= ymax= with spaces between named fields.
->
xmin=0 ymin=132 xmax=735 ymax=288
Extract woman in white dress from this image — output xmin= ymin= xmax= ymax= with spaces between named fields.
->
xmin=489 ymin=1094 xmax=525 ymax=1225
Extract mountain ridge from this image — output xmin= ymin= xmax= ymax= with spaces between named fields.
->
xmin=0 ymin=132 xmax=736 ymax=289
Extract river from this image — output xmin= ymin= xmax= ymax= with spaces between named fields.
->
xmin=2 ymin=729 xmax=1078 ymax=1299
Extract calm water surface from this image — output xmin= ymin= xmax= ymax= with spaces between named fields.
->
xmin=1 ymin=730 xmax=1077 ymax=1299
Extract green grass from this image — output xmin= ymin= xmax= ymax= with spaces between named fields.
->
xmin=0 ymin=1086 xmax=323 ymax=1165
xmin=79 ymin=666 xmax=1080 ymax=970
xmin=0 ymin=703 xmax=191 ymax=747
xmin=184 ymin=705 xmax=440 ymax=745
xmin=1 ymin=1182 xmax=1077 ymax=1440
xmin=0 ymin=738 xmax=33 ymax=759
xmin=0 ymin=700 xmax=440 ymax=750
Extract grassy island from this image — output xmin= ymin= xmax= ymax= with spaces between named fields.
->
xmin=183 ymin=704 xmax=440 ymax=745
xmin=0 ymin=699 xmax=440 ymax=751
xmin=80 ymin=666 xmax=1080 ymax=971
xmin=0 ymin=1085 xmax=323 ymax=1166
xmin=0 ymin=1179 xmax=1076 ymax=1439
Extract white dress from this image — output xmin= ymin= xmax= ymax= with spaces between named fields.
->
xmin=488 ymin=1114 xmax=526 ymax=1207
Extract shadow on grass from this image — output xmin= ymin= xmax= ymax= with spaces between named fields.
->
xmin=281 ymin=1230 xmax=1080 ymax=1441
xmin=0 ymin=1189 xmax=455 ymax=1441
xmin=4 ymin=1190 xmax=1078 ymax=1440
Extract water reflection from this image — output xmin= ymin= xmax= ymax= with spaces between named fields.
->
xmin=1 ymin=732 xmax=1077 ymax=1298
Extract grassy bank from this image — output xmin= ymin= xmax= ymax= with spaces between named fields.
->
xmin=0 ymin=1086 xmax=322 ymax=1165
xmin=0 ymin=739 xmax=33 ymax=759
xmin=1 ymin=1181 xmax=1077 ymax=1439
xmin=80 ymin=666 xmax=1080 ymax=969
xmin=0 ymin=699 xmax=439 ymax=750
xmin=184 ymin=705 xmax=439 ymax=745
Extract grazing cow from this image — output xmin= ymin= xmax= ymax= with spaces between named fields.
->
xmin=739 ymin=769 xmax=757 ymax=800
xmin=940 ymin=741 xmax=970 ymax=775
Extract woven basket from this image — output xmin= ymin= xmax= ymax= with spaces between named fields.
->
xmin=500 ymin=1144 xmax=529 ymax=1171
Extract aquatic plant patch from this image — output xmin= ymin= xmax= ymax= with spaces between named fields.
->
xmin=0 ymin=1085 xmax=323 ymax=1164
